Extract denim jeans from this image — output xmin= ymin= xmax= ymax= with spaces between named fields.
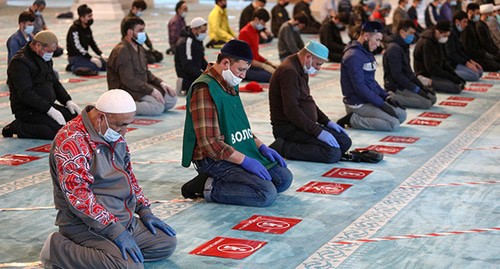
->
xmin=194 ymin=158 xmax=293 ymax=207
xmin=455 ymin=64 xmax=482 ymax=81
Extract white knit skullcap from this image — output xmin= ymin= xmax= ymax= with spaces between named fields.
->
xmin=190 ymin=17 xmax=207 ymax=28
xmin=96 ymin=89 xmax=136 ymax=113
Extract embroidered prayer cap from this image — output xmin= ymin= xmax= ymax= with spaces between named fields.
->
xmin=96 ymin=89 xmax=136 ymax=113
xmin=304 ymin=40 xmax=329 ymax=61
xmin=190 ymin=17 xmax=207 ymax=28
xmin=220 ymin=40 xmax=253 ymax=62
xmin=33 ymin=30 xmax=58 ymax=45
xmin=361 ymin=21 xmax=383 ymax=33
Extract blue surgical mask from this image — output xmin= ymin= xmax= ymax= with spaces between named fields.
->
xmin=255 ymin=23 xmax=265 ymax=31
xmin=450 ymin=1 xmax=457 ymax=6
xmin=292 ymin=25 xmax=300 ymax=32
xmin=456 ymin=23 xmax=463 ymax=32
xmin=365 ymin=11 xmax=372 ymax=16
xmin=134 ymin=32 xmax=147 ymax=45
xmin=35 ymin=10 xmax=42 ymax=16
xmin=404 ymin=34 xmax=414 ymax=44
xmin=196 ymin=32 xmax=207 ymax=41
xmin=135 ymin=11 xmax=143 ymax=17
xmin=437 ymin=3 xmax=442 ymax=9
xmin=42 ymin=51 xmax=53 ymax=62
xmin=24 ymin=25 xmax=34 ymax=35
xmin=101 ymin=114 xmax=122 ymax=142
xmin=304 ymin=58 xmax=317 ymax=75
xmin=497 ymin=14 xmax=500 ymax=24
xmin=473 ymin=14 xmax=480 ymax=22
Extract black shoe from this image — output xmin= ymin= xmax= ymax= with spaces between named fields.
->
xmin=65 ymin=64 xmax=72 ymax=72
xmin=337 ymin=112 xmax=353 ymax=128
xmin=165 ymin=48 xmax=173 ymax=55
xmin=74 ymin=68 xmax=98 ymax=76
xmin=181 ymin=173 xmax=210 ymax=199
xmin=2 ymin=120 xmax=18 ymax=137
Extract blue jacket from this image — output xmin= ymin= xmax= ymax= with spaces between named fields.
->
xmin=6 ymin=30 xmax=32 ymax=63
xmin=341 ymin=40 xmax=388 ymax=108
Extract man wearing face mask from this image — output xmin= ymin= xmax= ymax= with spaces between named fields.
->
xmin=425 ymin=0 xmax=442 ymax=28
xmin=392 ymin=0 xmax=410 ymax=34
xmin=174 ymin=17 xmax=209 ymax=95
xmin=268 ymin=41 xmax=352 ymax=163
xmin=383 ymin=20 xmax=437 ymax=109
xmin=181 ymin=40 xmax=293 ymax=207
xmin=476 ymin=4 xmax=500 ymax=61
xmin=167 ymin=1 xmax=188 ymax=54
xmin=239 ymin=8 xmax=277 ymax=82
xmin=40 ymin=89 xmax=177 ymax=268
xmin=27 ymin=0 xmax=64 ymax=57
xmin=271 ymin=0 xmax=291 ymax=37
xmin=107 ymin=17 xmax=177 ymax=116
xmin=293 ymin=0 xmax=321 ymax=34
xmin=349 ymin=0 xmax=376 ymax=40
xmin=414 ymin=21 xmax=464 ymax=94
xmin=339 ymin=21 xmax=407 ymax=132
xmin=277 ymin=13 xmax=309 ymax=62
xmin=66 ymin=4 xmax=106 ymax=76
xmin=461 ymin=3 xmax=500 ymax=71
xmin=319 ymin=14 xmax=347 ymax=63
xmin=7 ymin=11 xmax=35 ymax=63
xmin=3 ymin=30 xmax=80 ymax=139
xmin=240 ymin=0 xmax=273 ymax=44
xmin=206 ymin=0 xmax=236 ymax=49
xmin=446 ymin=11 xmax=483 ymax=81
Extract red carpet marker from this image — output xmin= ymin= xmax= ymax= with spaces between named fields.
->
xmin=366 ymin=145 xmax=405 ymax=154
xmin=418 ymin=112 xmax=452 ymax=119
xmin=232 ymin=215 xmax=302 ymax=234
xmin=0 ymin=154 xmax=41 ymax=166
xmin=483 ymin=76 xmax=500 ymax=80
xmin=464 ymin=87 xmax=488 ymax=92
xmin=190 ymin=237 xmax=267 ymax=259
xmin=332 ymin=227 xmax=500 ymax=245
xmin=469 ymin=83 xmax=492 ymax=87
xmin=380 ymin=136 xmax=420 ymax=144
xmin=176 ymin=105 xmax=186 ymax=110
xmin=0 ymin=92 xmax=10 ymax=97
xmin=132 ymin=119 xmax=162 ymax=126
xmin=408 ymin=118 xmax=442 ymax=126
xmin=322 ymin=167 xmax=373 ymax=180
xmin=487 ymin=72 xmax=500 ymax=77
xmin=439 ymin=101 xmax=468 ymax=107
xmin=297 ymin=181 xmax=352 ymax=195
xmin=126 ymin=127 xmax=137 ymax=132
xmin=447 ymin=96 xmax=475 ymax=101
xmin=26 ymin=144 xmax=51 ymax=153
xmin=147 ymin=64 xmax=162 ymax=68
xmin=82 ymin=75 xmax=106 ymax=79
xmin=60 ymin=78 xmax=86 ymax=83
xmin=399 ymin=180 xmax=500 ymax=189
xmin=323 ymin=63 xmax=341 ymax=71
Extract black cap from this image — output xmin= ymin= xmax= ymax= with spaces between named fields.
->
xmin=436 ymin=20 xmax=451 ymax=32
xmin=361 ymin=21 xmax=383 ymax=33
xmin=221 ymin=40 xmax=253 ymax=62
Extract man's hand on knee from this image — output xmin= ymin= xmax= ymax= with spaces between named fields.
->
xmin=113 ymin=230 xmax=144 ymax=263
xmin=141 ymin=213 xmax=177 ymax=237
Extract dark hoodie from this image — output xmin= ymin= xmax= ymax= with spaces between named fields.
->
xmin=66 ymin=19 xmax=102 ymax=58
xmin=341 ymin=40 xmax=389 ymax=108
xmin=383 ymin=34 xmax=423 ymax=92
xmin=446 ymin=24 xmax=470 ymax=68
xmin=413 ymin=29 xmax=462 ymax=83
xmin=174 ymin=26 xmax=208 ymax=82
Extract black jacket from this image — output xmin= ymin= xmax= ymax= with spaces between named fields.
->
xmin=239 ymin=4 xmax=255 ymax=31
xmin=446 ymin=26 xmax=470 ymax=68
xmin=413 ymin=29 xmax=462 ymax=83
xmin=66 ymin=19 xmax=102 ymax=58
xmin=461 ymin=21 xmax=486 ymax=60
xmin=293 ymin=1 xmax=320 ymax=28
xmin=174 ymin=27 xmax=208 ymax=81
xmin=383 ymin=35 xmax=423 ymax=92
xmin=476 ymin=20 xmax=499 ymax=55
xmin=271 ymin=3 xmax=290 ymax=37
xmin=319 ymin=20 xmax=346 ymax=55
xmin=7 ymin=43 xmax=72 ymax=118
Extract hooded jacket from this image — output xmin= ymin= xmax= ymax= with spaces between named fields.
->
xmin=66 ymin=19 xmax=102 ymax=58
xmin=341 ymin=40 xmax=389 ymax=108
xmin=383 ymin=34 xmax=423 ymax=92
xmin=174 ymin=26 xmax=208 ymax=80
xmin=413 ymin=29 xmax=462 ymax=83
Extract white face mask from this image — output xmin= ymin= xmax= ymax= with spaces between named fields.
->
xmin=181 ymin=11 xmax=188 ymax=18
xmin=304 ymin=58 xmax=317 ymax=75
xmin=222 ymin=68 xmax=242 ymax=87
xmin=255 ymin=23 xmax=265 ymax=31
xmin=196 ymin=32 xmax=207 ymax=41
xmin=24 ymin=25 xmax=34 ymax=35
xmin=438 ymin=36 xmax=449 ymax=43
xmin=100 ymin=114 xmax=122 ymax=142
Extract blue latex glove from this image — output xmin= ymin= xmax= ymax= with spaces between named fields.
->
xmin=326 ymin=121 xmax=348 ymax=135
xmin=258 ymin=144 xmax=287 ymax=167
xmin=113 ymin=230 xmax=144 ymax=263
xmin=317 ymin=130 xmax=340 ymax=148
xmin=141 ymin=213 xmax=176 ymax=237
xmin=240 ymin=156 xmax=272 ymax=180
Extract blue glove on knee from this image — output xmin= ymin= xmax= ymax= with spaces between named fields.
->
xmin=317 ymin=130 xmax=340 ymax=148
xmin=258 ymin=144 xmax=287 ymax=167
xmin=327 ymin=121 xmax=348 ymax=135
xmin=141 ymin=213 xmax=176 ymax=237
xmin=240 ymin=156 xmax=272 ymax=180
xmin=113 ymin=230 xmax=144 ymax=263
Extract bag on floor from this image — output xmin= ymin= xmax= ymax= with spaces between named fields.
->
xmin=343 ymin=149 xmax=384 ymax=163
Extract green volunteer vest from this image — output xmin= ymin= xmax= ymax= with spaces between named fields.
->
xmin=182 ymin=74 xmax=275 ymax=169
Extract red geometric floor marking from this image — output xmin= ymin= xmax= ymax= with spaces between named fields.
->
xmin=407 ymin=118 xmax=442 ymax=126
xmin=447 ymin=96 xmax=474 ymax=101
xmin=190 ymin=237 xmax=267 ymax=259
xmin=26 ymin=144 xmax=51 ymax=153
xmin=232 ymin=215 xmax=302 ymax=234
xmin=418 ymin=112 xmax=452 ymax=119
xmin=296 ymin=181 xmax=352 ymax=195
xmin=322 ymin=167 xmax=373 ymax=180
xmin=0 ymin=154 xmax=42 ymax=166
xmin=439 ymin=101 xmax=468 ymax=107
xmin=380 ymin=136 xmax=420 ymax=144
xmin=365 ymin=145 xmax=405 ymax=154
xmin=131 ymin=119 xmax=162 ymax=126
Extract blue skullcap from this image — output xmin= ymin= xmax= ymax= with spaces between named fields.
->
xmin=221 ymin=40 xmax=253 ymax=62
xmin=304 ymin=40 xmax=329 ymax=61
xmin=362 ymin=21 xmax=384 ymax=33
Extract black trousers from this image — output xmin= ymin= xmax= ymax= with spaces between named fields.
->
xmin=271 ymin=123 xmax=352 ymax=163
xmin=14 ymin=103 xmax=77 ymax=140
